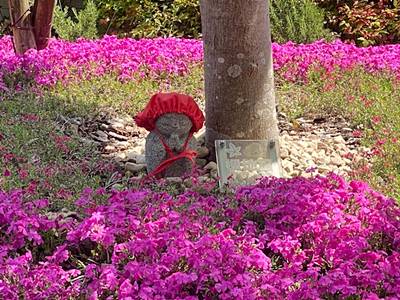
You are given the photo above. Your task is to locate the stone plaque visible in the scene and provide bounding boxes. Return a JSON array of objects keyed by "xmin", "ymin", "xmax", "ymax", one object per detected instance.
[{"xmin": 215, "ymin": 140, "xmax": 282, "ymax": 187}]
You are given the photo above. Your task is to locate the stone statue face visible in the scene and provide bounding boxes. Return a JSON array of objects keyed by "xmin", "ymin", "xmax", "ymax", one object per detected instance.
[{"xmin": 155, "ymin": 113, "xmax": 192, "ymax": 137}]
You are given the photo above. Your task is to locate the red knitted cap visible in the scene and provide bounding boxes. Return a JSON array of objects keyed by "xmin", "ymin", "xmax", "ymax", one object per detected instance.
[{"xmin": 135, "ymin": 93, "xmax": 205, "ymax": 133}]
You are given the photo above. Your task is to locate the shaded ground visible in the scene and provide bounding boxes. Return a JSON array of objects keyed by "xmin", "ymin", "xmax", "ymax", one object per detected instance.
[{"xmin": 1, "ymin": 66, "xmax": 399, "ymax": 206}]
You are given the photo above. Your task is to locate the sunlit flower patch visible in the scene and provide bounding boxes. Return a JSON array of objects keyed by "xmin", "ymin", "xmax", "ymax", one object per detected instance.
[{"xmin": 1, "ymin": 36, "xmax": 400, "ymax": 90}]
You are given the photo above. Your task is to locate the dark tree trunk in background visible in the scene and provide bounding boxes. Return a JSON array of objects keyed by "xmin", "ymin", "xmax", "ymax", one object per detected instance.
[
  {"xmin": 8, "ymin": 0, "xmax": 37, "ymax": 54},
  {"xmin": 8, "ymin": 0, "xmax": 55, "ymax": 54},
  {"xmin": 33, "ymin": 0, "xmax": 55, "ymax": 50},
  {"xmin": 200, "ymin": 0, "xmax": 280, "ymax": 158}
]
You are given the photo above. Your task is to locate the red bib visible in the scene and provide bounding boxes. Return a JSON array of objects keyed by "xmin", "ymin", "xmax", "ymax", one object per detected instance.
[{"xmin": 146, "ymin": 132, "xmax": 197, "ymax": 178}]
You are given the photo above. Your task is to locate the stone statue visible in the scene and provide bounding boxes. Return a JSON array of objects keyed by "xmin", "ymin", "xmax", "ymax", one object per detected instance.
[
  {"xmin": 135, "ymin": 93, "xmax": 205, "ymax": 178},
  {"xmin": 145, "ymin": 113, "xmax": 198, "ymax": 177}
]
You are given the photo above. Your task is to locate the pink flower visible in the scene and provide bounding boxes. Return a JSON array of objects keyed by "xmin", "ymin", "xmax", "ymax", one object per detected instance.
[
  {"xmin": 372, "ymin": 115, "xmax": 382, "ymax": 124},
  {"xmin": 18, "ymin": 169, "xmax": 29, "ymax": 180},
  {"xmin": 353, "ymin": 130, "xmax": 363, "ymax": 138}
]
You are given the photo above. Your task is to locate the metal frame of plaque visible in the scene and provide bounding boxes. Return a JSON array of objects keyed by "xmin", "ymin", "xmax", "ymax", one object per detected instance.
[{"xmin": 215, "ymin": 139, "xmax": 282, "ymax": 188}]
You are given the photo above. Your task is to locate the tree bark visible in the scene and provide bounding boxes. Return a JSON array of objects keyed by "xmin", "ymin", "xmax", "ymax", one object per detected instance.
[
  {"xmin": 8, "ymin": 0, "xmax": 37, "ymax": 54},
  {"xmin": 200, "ymin": 0, "xmax": 280, "ymax": 159},
  {"xmin": 32, "ymin": 0, "xmax": 55, "ymax": 50}
]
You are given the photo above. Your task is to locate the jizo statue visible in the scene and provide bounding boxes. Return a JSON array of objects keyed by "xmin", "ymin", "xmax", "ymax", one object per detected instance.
[{"xmin": 135, "ymin": 93, "xmax": 205, "ymax": 178}]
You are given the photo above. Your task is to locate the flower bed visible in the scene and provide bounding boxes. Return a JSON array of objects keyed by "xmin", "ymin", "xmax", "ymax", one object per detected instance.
[
  {"xmin": 0, "ymin": 36, "xmax": 203, "ymax": 89},
  {"xmin": 1, "ymin": 175, "xmax": 399, "ymax": 299},
  {"xmin": 1, "ymin": 36, "xmax": 400, "ymax": 299},
  {"xmin": 2, "ymin": 36, "xmax": 400, "ymax": 90}
]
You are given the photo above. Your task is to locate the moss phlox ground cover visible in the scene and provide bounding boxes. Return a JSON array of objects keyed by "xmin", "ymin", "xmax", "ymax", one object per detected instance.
[
  {"xmin": 2, "ymin": 36, "xmax": 400, "ymax": 89},
  {"xmin": 1, "ymin": 36, "xmax": 400, "ymax": 298},
  {"xmin": 0, "ymin": 36, "xmax": 203, "ymax": 88},
  {"xmin": 0, "ymin": 175, "xmax": 399, "ymax": 299}
]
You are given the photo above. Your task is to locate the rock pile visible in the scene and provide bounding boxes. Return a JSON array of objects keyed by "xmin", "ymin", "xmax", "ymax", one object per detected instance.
[
  {"xmin": 59, "ymin": 111, "xmax": 368, "ymax": 181},
  {"xmin": 278, "ymin": 113, "xmax": 366, "ymax": 178}
]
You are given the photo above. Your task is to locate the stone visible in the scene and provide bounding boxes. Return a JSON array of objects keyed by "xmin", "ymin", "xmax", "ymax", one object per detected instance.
[
  {"xmin": 317, "ymin": 141, "xmax": 329, "ymax": 150},
  {"xmin": 330, "ymin": 156, "xmax": 344, "ymax": 166},
  {"xmin": 305, "ymin": 159, "xmax": 315, "ymax": 167},
  {"xmin": 121, "ymin": 116, "xmax": 134, "ymax": 124},
  {"xmin": 108, "ymin": 117, "xmax": 126, "ymax": 125},
  {"xmin": 342, "ymin": 158, "xmax": 351, "ymax": 166},
  {"xmin": 290, "ymin": 169, "xmax": 302, "ymax": 177},
  {"xmin": 70, "ymin": 118, "xmax": 82, "ymax": 126},
  {"xmin": 210, "ymin": 169, "xmax": 218, "ymax": 179},
  {"xmin": 125, "ymin": 162, "xmax": 146, "ymax": 173},
  {"xmin": 114, "ymin": 152, "xmax": 127, "ymax": 161},
  {"xmin": 282, "ymin": 160, "xmax": 295, "ymax": 174},
  {"xmin": 333, "ymin": 135, "xmax": 346, "ymax": 144},
  {"xmin": 290, "ymin": 156, "xmax": 302, "ymax": 165},
  {"xmin": 315, "ymin": 155, "xmax": 330, "ymax": 165},
  {"xmin": 308, "ymin": 134, "xmax": 320, "ymax": 141},
  {"xmin": 278, "ymin": 111, "xmax": 288, "ymax": 119},
  {"xmin": 115, "ymin": 141, "xmax": 130, "ymax": 149},
  {"xmin": 104, "ymin": 145, "xmax": 116, "ymax": 152},
  {"xmin": 297, "ymin": 140, "xmax": 311, "ymax": 149},
  {"xmin": 109, "ymin": 122, "xmax": 124, "ymax": 131},
  {"xmin": 339, "ymin": 165, "xmax": 352, "ymax": 173},
  {"xmin": 100, "ymin": 123, "xmax": 109, "ymax": 130},
  {"xmin": 197, "ymin": 146, "xmax": 210, "ymax": 158},
  {"xmin": 137, "ymin": 127, "xmax": 148, "ymax": 136},
  {"xmin": 145, "ymin": 113, "xmax": 198, "ymax": 177},
  {"xmin": 136, "ymin": 139, "xmax": 146, "ymax": 147},
  {"xmin": 127, "ymin": 153, "xmax": 146, "ymax": 164},
  {"xmin": 302, "ymin": 152, "xmax": 313, "ymax": 161},
  {"xmin": 300, "ymin": 171, "xmax": 312, "ymax": 178},
  {"xmin": 280, "ymin": 147, "xmax": 289, "ymax": 159},
  {"xmin": 91, "ymin": 135, "xmax": 108, "ymax": 143},
  {"xmin": 318, "ymin": 165, "xmax": 331, "ymax": 173},
  {"xmin": 108, "ymin": 131, "xmax": 129, "ymax": 141},
  {"xmin": 204, "ymin": 161, "xmax": 217, "ymax": 171},
  {"xmin": 96, "ymin": 130, "xmax": 108, "ymax": 138},
  {"xmin": 125, "ymin": 126, "xmax": 136, "ymax": 133},
  {"xmin": 92, "ymin": 130, "xmax": 109, "ymax": 143}
]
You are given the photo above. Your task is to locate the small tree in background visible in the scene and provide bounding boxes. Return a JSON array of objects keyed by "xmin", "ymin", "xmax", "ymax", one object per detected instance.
[
  {"xmin": 8, "ymin": 0, "xmax": 55, "ymax": 54},
  {"xmin": 53, "ymin": 0, "xmax": 99, "ymax": 41},
  {"xmin": 269, "ymin": 0, "xmax": 333, "ymax": 44}
]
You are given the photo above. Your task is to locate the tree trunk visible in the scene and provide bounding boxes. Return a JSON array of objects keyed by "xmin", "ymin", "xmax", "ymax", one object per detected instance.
[
  {"xmin": 8, "ymin": 0, "xmax": 37, "ymax": 54},
  {"xmin": 32, "ymin": 0, "xmax": 55, "ymax": 50},
  {"xmin": 200, "ymin": 0, "xmax": 280, "ymax": 159}
]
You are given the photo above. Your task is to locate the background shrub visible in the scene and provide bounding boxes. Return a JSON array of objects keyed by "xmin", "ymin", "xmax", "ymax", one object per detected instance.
[
  {"xmin": 269, "ymin": 0, "xmax": 333, "ymax": 44},
  {"xmin": 0, "ymin": 18, "xmax": 11, "ymax": 36},
  {"xmin": 95, "ymin": 0, "xmax": 333, "ymax": 43},
  {"xmin": 53, "ymin": 0, "xmax": 99, "ymax": 41},
  {"xmin": 93, "ymin": 0, "xmax": 400, "ymax": 45},
  {"xmin": 2, "ymin": 0, "xmax": 400, "ymax": 46},
  {"xmin": 95, "ymin": 0, "xmax": 201, "ymax": 38},
  {"xmin": 315, "ymin": 0, "xmax": 400, "ymax": 45}
]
